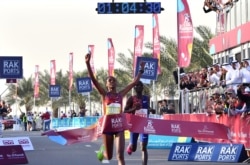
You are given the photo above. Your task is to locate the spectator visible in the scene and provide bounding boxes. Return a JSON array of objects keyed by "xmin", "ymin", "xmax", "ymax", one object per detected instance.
[
  {"xmin": 166, "ymin": 103, "xmax": 176, "ymax": 114},
  {"xmin": 21, "ymin": 113, "xmax": 27, "ymax": 131},
  {"xmin": 237, "ymin": 85, "xmax": 250, "ymax": 118},
  {"xmin": 27, "ymin": 112, "xmax": 33, "ymax": 131},
  {"xmin": 94, "ymin": 111, "xmax": 100, "ymax": 116},
  {"xmin": 203, "ymin": 0, "xmax": 224, "ymax": 14},
  {"xmin": 226, "ymin": 60, "xmax": 242, "ymax": 93},
  {"xmin": 208, "ymin": 68, "xmax": 220, "ymax": 86},
  {"xmin": 205, "ymin": 96, "xmax": 215, "ymax": 116},
  {"xmin": 159, "ymin": 100, "xmax": 168, "ymax": 115},
  {"xmin": 41, "ymin": 110, "xmax": 51, "ymax": 131},
  {"xmin": 71, "ymin": 110, "xmax": 77, "ymax": 118},
  {"xmin": 79, "ymin": 107, "xmax": 87, "ymax": 117},
  {"xmin": 0, "ymin": 100, "xmax": 10, "ymax": 120},
  {"xmin": 240, "ymin": 61, "xmax": 250, "ymax": 84},
  {"xmin": 60, "ymin": 113, "xmax": 67, "ymax": 119}
]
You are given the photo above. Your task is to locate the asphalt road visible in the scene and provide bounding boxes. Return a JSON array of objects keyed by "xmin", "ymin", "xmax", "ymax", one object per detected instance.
[{"xmin": 1, "ymin": 130, "xmax": 247, "ymax": 165}]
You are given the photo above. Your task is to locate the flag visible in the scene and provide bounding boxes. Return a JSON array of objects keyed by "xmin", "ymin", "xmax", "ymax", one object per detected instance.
[
  {"xmin": 152, "ymin": 14, "xmax": 161, "ymax": 74},
  {"xmin": 177, "ymin": 0, "xmax": 193, "ymax": 68},
  {"xmin": 108, "ymin": 38, "xmax": 115, "ymax": 77},
  {"xmin": 50, "ymin": 60, "xmax": 56, "ymax": 85},
  {"xmin": 88, "ymin": 45, "xmax": 95, "ymax": 75},
  {"xmin": 69, "ymin": 52, "xmax": 73, "ymax": 91},
  {"xmin": 34, "ymin": 65, "xmax": 39, "ymax": 98},
  {"xmin": 133, "ymin": 25, "xmax": 144, "ymax": 77}
]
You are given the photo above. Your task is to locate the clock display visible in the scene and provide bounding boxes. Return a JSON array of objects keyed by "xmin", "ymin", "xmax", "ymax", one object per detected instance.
[{"xmin": 96, "ymin": 2, "xmax": 164, "ymax": 14}]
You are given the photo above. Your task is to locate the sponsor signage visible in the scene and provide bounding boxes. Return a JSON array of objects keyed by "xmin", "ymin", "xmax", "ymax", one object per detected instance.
[
  {"xmin": 0, "ymin": 137, "xmax": 34, "ymax": 151},
  {"xmin": 49, "ymin": 85, "xmax": 61, "ymax": 98},
  {"xmin": 0, "ymin": 56, "xmax": 23, "ymax": 79},
  {"xmin": 168, "ymin": 143, "xmax": 248, "ymax": 163},
  {"xmin": 147, "ymin": 136, "xmax": 193, "ymax": 149},
  {"xmin": 76, "ymin": 77, "xmax": 92, "ymax": 93},
  {"xmin": 0, "ymin": 145, "xmax": 28, "ymax": 164},
  {"xmin": 135, "ymin": 57, "xmax": 158, "ymax": 80}
]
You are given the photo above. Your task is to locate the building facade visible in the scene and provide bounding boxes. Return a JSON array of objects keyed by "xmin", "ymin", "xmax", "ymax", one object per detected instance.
[{"xmin": 209, "ymin": 0, "xmax": 250, "ymax": 63}]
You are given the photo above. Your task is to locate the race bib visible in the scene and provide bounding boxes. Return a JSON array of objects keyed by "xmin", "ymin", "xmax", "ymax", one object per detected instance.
[
  {"xmin": 135, "ymin": 109, "xmax": 147, "ymax": 118},
  {"xmin": 106, "ymin": 103, "xmax": 121, "ymax": 115}
]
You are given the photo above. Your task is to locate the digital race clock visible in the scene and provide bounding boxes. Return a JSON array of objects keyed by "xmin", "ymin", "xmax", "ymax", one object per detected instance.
[{"xmin": 96, "ymin": 2, "xmax": 164, "ymax": 14}]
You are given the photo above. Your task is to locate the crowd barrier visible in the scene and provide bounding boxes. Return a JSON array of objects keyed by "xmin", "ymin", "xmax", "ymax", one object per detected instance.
[{"xmin": 51, "ymin": 116, "xmax": 100, "ymax": 129}]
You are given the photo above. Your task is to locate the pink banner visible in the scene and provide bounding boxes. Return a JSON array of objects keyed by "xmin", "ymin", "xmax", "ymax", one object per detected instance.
[
  {"xmin": 127, "ymin": 114, "xmax": 230, "ymax": 140},
  {"xmin": 177, "ymin": 0, "xmax": 193, "ymax": 68},
  {"xmin": 88, "ymin": 45, "xmax": 95, "ymax": 75},
  {"xmin": 42, "ymin": 125, "xmax": 98, "ymax": 145},
  {"xmin": 69, "ymin": 52, "xmax": 73, "ymax": 91},
  {"xmin": 50, "ymin": 60, "xmax": 56, "ymax": 85},
  {"xmin": 152, "ymin": 14, "xmax": 161, "ymax": 74},
  {"xmin": 34, "ymin": 65, "xmax": 39, "ymax": 98},
  {"xmin": 107, "ymin": 38, "xmax": 115, "ymax": 77},
  {"xmin": 133, "ymin": 25, "xmax": 144, "ymax": 77}
]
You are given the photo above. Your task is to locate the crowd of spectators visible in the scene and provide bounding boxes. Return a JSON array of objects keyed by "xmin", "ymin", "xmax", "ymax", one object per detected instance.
[{"xmin": 179, "ymin": 59, "xmax": 250, "ymax": 119}]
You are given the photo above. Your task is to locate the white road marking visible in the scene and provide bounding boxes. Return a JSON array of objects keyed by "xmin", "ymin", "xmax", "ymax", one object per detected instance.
[{"xmin": 85, "ymin": 144, "xmax": 91, "ymax": 147}]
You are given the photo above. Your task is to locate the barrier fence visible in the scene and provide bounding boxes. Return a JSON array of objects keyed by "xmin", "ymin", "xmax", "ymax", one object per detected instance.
[{"xmin": 51, "ymin": 116, "xmax": 100, "ymax": 129}]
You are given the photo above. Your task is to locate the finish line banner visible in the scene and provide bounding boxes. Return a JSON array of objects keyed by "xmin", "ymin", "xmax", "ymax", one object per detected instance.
[
  {"xmin": 168, "ymin": 143, "xmax": 248, "ymax": 163},
  {"xmin": 42, "ymin": 114, "xmax": 230, "ymax": 145},
  {"xmin": 126, "ymin": 114, "xmax": 230, "ymax": 140}
]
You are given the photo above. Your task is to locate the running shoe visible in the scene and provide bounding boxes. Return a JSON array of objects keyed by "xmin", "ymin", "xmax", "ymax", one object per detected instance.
[
  {"xmin": 96, "ymin": 145, "xmax": 104, "ymax": 161},
  {"xmin": 126, "ymin": 145, "xmax": 132, "ymax": 155}
]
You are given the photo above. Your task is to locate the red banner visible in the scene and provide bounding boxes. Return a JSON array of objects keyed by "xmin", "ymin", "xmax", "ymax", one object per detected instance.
[
  {"xmin": 0, "ymin": 145, "xmax": 28, "ymax": 164},
  {"xmin": 164, "ymin": 114, "xmax": 250, "ymax": 149},
  {"xmin": 177, "ymin": 0, "xmax": 193, "ymax": 68},
  {"xmin": 133, "ymin": 25, "xmax": 144, "ymax": 77},
  {"xmin": 43, "ymin": 114, "xmax": 230, "ymax": 146},
  {"xmin": 34, "ymin": 65, "xmax": 39, "ymax": 98},
  {"xmin": 50, "ymin": 60, "xmax": 56, "ymax": 85},
  {"xmin": 69, "ymin": 52, "xmax": 73, "ymax": 91},
  {"xmin": 107, "ymin": 38, "xmax": 115, "ymax": 77},
  {"xmin": 152, "ymin": 14, "xmax": 161, "ymax": 74},
  {"xmin": 88, "ymin": 45, "xmax": 95, "ymax": 75}
]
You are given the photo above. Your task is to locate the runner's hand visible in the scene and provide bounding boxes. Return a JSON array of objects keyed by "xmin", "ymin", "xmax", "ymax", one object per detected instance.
[{"xmin": 85, "ymin": 53, "xmax": 91, "ymax": 63}]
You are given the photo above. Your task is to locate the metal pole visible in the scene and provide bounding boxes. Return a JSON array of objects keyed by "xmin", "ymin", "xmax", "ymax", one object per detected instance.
[
  {"xmin": 152, "ymin": 81, "xmax": 156, "ymax": 111},
  {"xmin": 88, "ymin": 92, "xmax": 91, "ymax": 116},
  {"xmin": 69, "ymin": 90, "xmax": 71, "ymax": 111}
]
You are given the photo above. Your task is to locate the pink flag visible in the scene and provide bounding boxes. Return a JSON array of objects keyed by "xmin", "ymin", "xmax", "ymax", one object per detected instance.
[
  {"xmin": 108, "ymin": 38, "xmax": 115, "ymax": 77},
  {"xmin": 69, "ymin": 52, "xmax": 73, "ymax": 91},
  {"xmin": 152, "ymin": 14, "xmax": 161, "ymax": 74},
  {"xmin": 133, "ymin": 25, "xmax": 144, "ymax": 76},
  {"xmin": 177, "ymin": 0, "xmax": 193, "ymax": 68},
  {"xmin": 50, "ymin": 60, "xmax": 56, "ymax": 85},
  {"xmin": 34, "ymin": 65, "xmax": 39, "ymax": 98},
  {"xmin": 88, "ymin": 45, "xmax": 95, "ymax": 75}
]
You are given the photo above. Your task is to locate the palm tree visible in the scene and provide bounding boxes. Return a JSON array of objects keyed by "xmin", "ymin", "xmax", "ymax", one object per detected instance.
[{"xmin": 5, "ymin": 77, "xmax": 34, "ymax": 113}]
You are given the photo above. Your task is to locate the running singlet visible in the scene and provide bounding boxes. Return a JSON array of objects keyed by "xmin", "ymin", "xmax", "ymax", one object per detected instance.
[
  {"xmin": 132, "ymin": 95, "xmax": 149, "ymax": 118},
  {"xmin": 104, "ymin": 92, "xmax": 123, "ymax": 115}
]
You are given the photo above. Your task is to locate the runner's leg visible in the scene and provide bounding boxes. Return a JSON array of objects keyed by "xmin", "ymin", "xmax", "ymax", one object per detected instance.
[
  {"xmin": 102, "ymin": 134, "xmax": 114, "ymax": 160},
  {"xmin": 140, "ymin": 134, "xmax": 148, "ymax": 165},
  {"xmin": 115, "ymin": 131, "xmax": 125, "ymax": 165}
]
